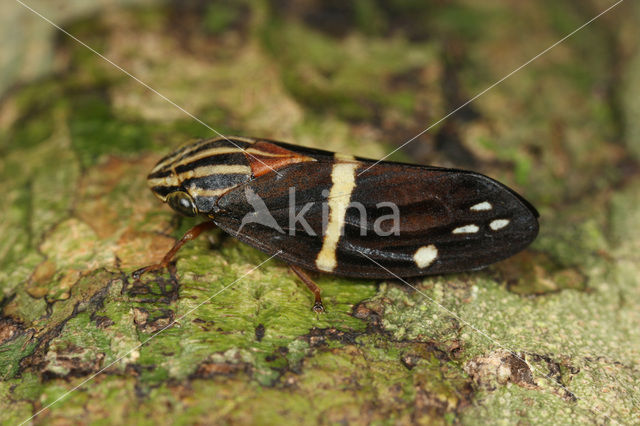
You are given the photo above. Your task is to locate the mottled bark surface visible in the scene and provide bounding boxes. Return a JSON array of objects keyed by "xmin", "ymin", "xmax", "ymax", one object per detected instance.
[{"xmin": 1, "ymin": 0, "xmax": 639, "ymax": 424}]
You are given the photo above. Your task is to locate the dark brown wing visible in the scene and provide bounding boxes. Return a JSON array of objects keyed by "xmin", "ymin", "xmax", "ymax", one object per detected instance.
[{"xmin": 212, "ymin": 158, "xmax": 538, "ymax": 279}]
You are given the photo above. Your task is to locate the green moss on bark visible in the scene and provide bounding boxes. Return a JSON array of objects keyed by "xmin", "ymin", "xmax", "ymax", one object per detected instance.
[{"xmin": 1, "ymin": 0, "xmax": 639, "ymax": 424}]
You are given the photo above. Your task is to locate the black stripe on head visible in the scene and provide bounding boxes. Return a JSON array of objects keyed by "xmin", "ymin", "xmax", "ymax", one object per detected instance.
[
  {"xmin": 216, "ymin": 138, "xmax": 253, "ymax": 149},
  {"xmin": 148, "ymin": 169, "xmax": 173, "ymax": 179},
  {"xmin": 183, "ymin": 173, "xmax": 250, "ymax": 192},
  {"xmin": 178, "ymin": 138, "xmax": 252, "ymax": 161},
  {"xmin": 151, "ymin": 138, "xmax": 252, "ymax": 173},
  {"xmin": 175, "ymin": 153, "xmax": 249, "ymax": 174}
]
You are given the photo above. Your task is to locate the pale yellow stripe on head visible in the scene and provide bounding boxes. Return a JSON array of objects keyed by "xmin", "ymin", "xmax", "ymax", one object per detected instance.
[
  {"xmin": 172, "ymin": 146, "xmax": 244, "ymax": 168},
  {"xmin": 147, "ymin": 175, "xmax": 179, "ymax": 188},
  {"xmin": 177, "ymin": 164, "xmax": 252, "ymax": 181},
  {"xmin": 244, "ymin": 147, "xmax": 293, "ymax": 157},
  {"xmin": 225, "ymin": 136, "xmax": 258, "ymax": 145},
  {"xmin": 315, "ymin": 158, "xmax": 359, "ymax": 272},
  {"xmin": 187, "ymin": 186, "xmax": 230, "ymax": 198}
]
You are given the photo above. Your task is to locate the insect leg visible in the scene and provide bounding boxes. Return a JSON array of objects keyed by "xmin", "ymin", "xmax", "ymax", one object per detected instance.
[
  {"xmin": 132, "ymin": 221, "xmax": 217, "ymax": 279},
  {"xmin": 289, "ymin": 264, "xmax": 324, "ymax": 313}
]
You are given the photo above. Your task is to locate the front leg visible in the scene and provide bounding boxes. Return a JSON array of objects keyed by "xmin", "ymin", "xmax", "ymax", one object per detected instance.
[{"xmin": 132, "ymin": 221, "xmax": 217, "ymax": 279}]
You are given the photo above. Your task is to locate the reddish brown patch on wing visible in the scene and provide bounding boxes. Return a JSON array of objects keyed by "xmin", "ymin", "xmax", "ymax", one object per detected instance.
[{"xmin": 244, "ymin": 141, "xmax": 316, "ymax": 177}]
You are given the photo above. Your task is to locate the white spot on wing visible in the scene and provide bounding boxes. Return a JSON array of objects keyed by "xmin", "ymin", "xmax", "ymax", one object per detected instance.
[
  {"xmin": 470, "ymin": 201, "xmax": 492, "ymax": 211},
  {"xmin": 452, "ymin": 224, "xmax": 480, "ymax": 234},
  {"xmin": 414, "ymin": 245, "xmax": 438, "ymax": 269},
  {"xmin": 489, "ymin": 219, "xmax": 510, "ymax": 231}
]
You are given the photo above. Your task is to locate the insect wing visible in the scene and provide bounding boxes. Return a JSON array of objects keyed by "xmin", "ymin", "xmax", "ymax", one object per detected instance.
[
  {"xmin": 213, "ymin": 159, "xmax": 539, "ymax": 278},
  {"xmin": 213, "ymin": 161, "xmax": 331, "ymax": 271}
]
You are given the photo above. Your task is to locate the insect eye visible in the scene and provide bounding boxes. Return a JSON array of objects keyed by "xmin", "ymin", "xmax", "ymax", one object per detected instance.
[{"xmin": 166, "ymin": 191, "xmax": 197, "ymax": 217}]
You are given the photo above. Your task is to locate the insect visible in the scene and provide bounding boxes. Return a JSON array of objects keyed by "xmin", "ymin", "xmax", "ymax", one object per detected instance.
[{"xmin": 133, "ymin": 136, "xmax": 539, "ymax": 311}]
